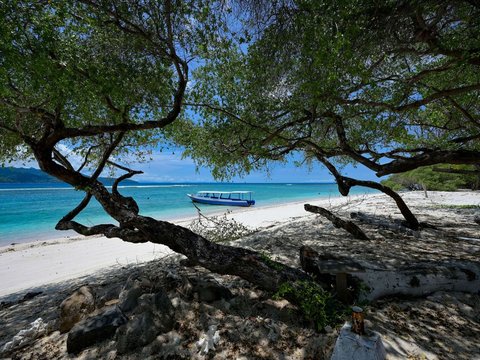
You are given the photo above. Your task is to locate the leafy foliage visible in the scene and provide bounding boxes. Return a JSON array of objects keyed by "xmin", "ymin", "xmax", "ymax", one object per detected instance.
[
  {"xmin": 274, "ymin": 280, "xmax": 346, "ymax": 331},
  {"xmin": 0, "ymin": 0, "xmax": 227, "ymax": 171},
  {"xmin": 172, "ymin": 0, "xmax": 480, "ymax": 182},
  {"xmin": 381, "ymin": 165, "xmax": 479, "ymax": 191}
]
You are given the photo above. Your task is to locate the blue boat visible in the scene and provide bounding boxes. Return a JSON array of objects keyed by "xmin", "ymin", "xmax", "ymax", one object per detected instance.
[{"xmin": 187, "ymin": 191, "xmax": 255, "ymax": 207}]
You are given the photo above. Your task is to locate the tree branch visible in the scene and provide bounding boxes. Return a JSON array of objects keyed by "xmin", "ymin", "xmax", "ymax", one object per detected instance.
[
  {"xmin": 304, "ymin": 204, "xmax": 369, "ymax": 240},
  {"xmin": 57, "ymin": 193, "xmax": 93, "ymax": 225}
]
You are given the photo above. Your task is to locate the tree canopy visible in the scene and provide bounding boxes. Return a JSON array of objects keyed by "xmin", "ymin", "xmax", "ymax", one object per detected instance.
[
  {"xmin": 0, "ymin": 0, "xmax": 479, "ymax": 310},
  {"xmin": 176, "ymin": 0, "xmax": 480, "ymax": 181},
  {"xmin": 381, "ymin": 165, "xmax": 480, "ymax": 191},
  {"xmin": 0, "ymin": 0, "xmax": 314, "ymax": 302},
  {"xmin": 0, "ymin": 0, "xmax": 226, "ymax": 171}
]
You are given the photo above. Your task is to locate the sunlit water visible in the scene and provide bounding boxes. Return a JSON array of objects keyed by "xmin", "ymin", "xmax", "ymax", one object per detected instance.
[{"xmin": 0, "ymin": 182, "xmax": 377, "ymax": 246}]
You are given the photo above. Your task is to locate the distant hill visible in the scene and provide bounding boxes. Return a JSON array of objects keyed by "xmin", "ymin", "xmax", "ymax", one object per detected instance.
[{"xmin": 0, "ymin": 167, "xmax": 138, "ymax": 185}]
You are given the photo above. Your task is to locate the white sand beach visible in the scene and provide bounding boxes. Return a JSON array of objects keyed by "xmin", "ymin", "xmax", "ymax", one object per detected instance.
[
  {"xmin": 0, "ymin": 192, "xmax": 368, "ymax": 297},
  {"xmin": 1, "ymin": 191, "xmax": 479, "ymax": 359},
  {"xmin": 0, "ymin": 191, "xmax": 478, "ymax": 298}
]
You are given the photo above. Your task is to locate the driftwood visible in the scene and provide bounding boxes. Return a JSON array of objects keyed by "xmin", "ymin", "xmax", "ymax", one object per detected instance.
[
  {"xmin": 474, "ymin": 216, "xmax": 480, "ymax": 226},
  {"xmin": 300, "ymin": 246, "xmax": 365, "ymax": 303},
  {"xmin": 300, "ymin": 246, "xmax": 480, "ymax": 301},
  {"xmin": 304, "ymin": 204, "xmax": 369, "ymax": 240},
  {"xmin": 350, "ymin": 211, "xmax": 420, "ymax": 237}
]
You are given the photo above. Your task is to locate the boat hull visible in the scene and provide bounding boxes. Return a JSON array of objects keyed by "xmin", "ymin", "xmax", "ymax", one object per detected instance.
[{"xmin": 187, "ymin": 194, "xmax": 254, "ymax": 207}]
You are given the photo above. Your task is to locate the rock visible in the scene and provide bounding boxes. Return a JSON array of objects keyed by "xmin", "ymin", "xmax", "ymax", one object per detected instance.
[
  {"xmin": 116, "ymin": 290, "xmax": 175, "ymax": 354},
  {"xmin": 105, "ymin": 299, "xmax": 120, "ymax": 306},
  {"xmin": 264, "ymin": 319, "xmax": 281, "ymax": 342},
  {"xmin": 59, "ymin": 286, "xmax": 95, "ymax": 333},
  {"xmin": 97, "ymin": 283, "xmax": 122, "ymax": 307},
  {"xmin": 458, "ymin": 303, "xmax": 475, "ymax": 318},
  {"xmin": 22, "ymin": 291, "xmax": 42, "ymax": 301},
  {"xmin": 153, "ymin": 331, "xmax": 190, "ymax": 358},
  {"xmin": 1, "ymin": 318, "xmax": 48, "ymax": 354},
  {"xmin": 191, "ymin": 279, "xmax": 233, "ymax": 302},
  {"xmin": 118, "ymin": 286, "xmax": 144, "ymax": 313},
  {"xmin": 151, "ymin": 290, "xmax": 175, "ymax": 330},
  {"xmin": 124, "ymin": 274, "xmax": 152, "ymax": 290},
  {"xmin": 0, "ymin": 301, "xmax": 13, "ymax": 310},
  {"xmin": 116, "ymin": 311, "xmax": 157, "ymax": 354},
  {"xmin": 330, "ymin": 322, "xmax": 386, "ymax": 360},
  {"xmin": 66, "ymin": 306, "xmax": 127, "ymax": 354},
  {"xmin": 118, "ymin": 276, "xmax": 152, "ymax": 313}
]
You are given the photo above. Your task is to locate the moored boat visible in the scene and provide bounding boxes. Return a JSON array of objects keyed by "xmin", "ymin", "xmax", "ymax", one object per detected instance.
[{"xmin": 187, "ymin": 191, "xmax": 255, "ymax": 207}]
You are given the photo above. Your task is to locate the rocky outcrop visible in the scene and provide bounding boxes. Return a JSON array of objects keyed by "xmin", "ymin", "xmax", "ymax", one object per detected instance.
[
  {"xmin": 65, "ymin": 274, "xmax": 177, "ymax": 355},
  {"xmin": 1, "ymin": 318, "xmax": 49, "ymax": 354},
  {"xmin": 59, "ymin": 286, "xmax": 95, "ymax": 333},
  {"xmin": 116, "ymin": 290, "xmax": 175, "ymax": 354},
  {"xmin": 66, "ymin": 306, "xmax": 127, "ymax": 354}
]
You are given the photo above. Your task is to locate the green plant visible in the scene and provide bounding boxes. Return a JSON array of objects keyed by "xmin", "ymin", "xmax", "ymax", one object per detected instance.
[
  {"xmin": 274, "ymin": 280, "xmax": 347, "ymax": 331},
  {"xmin": 355, "ymin": 281, "xmax": 371, "ymax": 300},
  {"xmin": 381, "ymin": 165, "xmax": 478, "ymax": 191},
  {"xmin": 259, "ymin": 252, "xmax": 285, "ymax": 271}
]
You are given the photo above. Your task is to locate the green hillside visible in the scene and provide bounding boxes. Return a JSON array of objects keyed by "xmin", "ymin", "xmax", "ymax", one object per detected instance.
[{"xmin": 0, "ymin": 167, "xmax": 138, "ymax": 185}]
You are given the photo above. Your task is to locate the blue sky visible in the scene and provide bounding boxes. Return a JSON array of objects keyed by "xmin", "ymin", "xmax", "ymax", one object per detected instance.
[
  {"xmin": 126, "ymin": 152, "xmax": 380, "ymax": 183},
  {"xmin": 9, "ymin": 149, "xmax": 381, "ymax": 183}
]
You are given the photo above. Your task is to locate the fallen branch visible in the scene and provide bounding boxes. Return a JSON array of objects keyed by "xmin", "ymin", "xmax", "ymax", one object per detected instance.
[
  {"xmin": 304, "ymin": 204, "xmax": 369, "ymax": 240},
  {"xmin": 300, "ymin": 246, "xmax": 480, "ymax": 301}
]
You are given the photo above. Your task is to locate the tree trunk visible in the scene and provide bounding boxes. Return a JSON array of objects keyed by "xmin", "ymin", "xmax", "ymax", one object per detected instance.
[
  {"xmin": 341, "ymin": 177, "xmax": 420, "ymax": 230},
  {"xmin": 422, "ymin": 183, "xmax": 428, "ymax": 198},
  {"xmin": 56, "ymin": 183, "xmax": 311, "ymax": 293},
  {"xmin": 314, "ymin": 155, "xmax": 420, "ymax": 230},
  {"xmin": 31, "ymin": 141, "xmax": 315, "ymax": 306},
  {"xmin": 304, "ymin": 204, "xmax": 369, "ymax": 240},
  {"xmin": 300, "ymin": 246, "xmax": 480, "ymax": 301}
]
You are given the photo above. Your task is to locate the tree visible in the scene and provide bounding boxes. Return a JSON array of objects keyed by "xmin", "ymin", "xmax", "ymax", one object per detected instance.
[
  {"xmin": 175, "ymin": 0, "xmax": 480, "ymax": 229},
  {"xmin": 0, "ymin": 0, "xmax": 310, "ymax": 294},
  {"xmin": 381, "ymin": 165, "xmax": 480, "ymax": 191}
]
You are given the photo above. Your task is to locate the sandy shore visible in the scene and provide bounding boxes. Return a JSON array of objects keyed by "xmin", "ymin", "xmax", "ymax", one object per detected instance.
[
  {"xmin": 0, "ymin": 193, "xmax": 358, "ymax": 297},
  {"xmin": 1, "ymin": 190, "xmax": 479, "ymax": 359},
  {"xmin": 0, "ymin": 191, "xmax": 478, "ymax": 298}
]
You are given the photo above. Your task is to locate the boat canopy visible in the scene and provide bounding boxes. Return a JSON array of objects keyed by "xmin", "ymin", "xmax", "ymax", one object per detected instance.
[
  {"xmin": 193, "ymin": 190, "xmax": 254, "ymax": 200},
  {"xmin": 188, "ymin": 190, "xmax": 255, "ymax": 206}
]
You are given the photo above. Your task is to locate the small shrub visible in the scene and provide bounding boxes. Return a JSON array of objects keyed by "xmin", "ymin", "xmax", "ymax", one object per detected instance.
[
  {"xmin": 274, "ymin": 280, "xmax": 347, "ymax": 331},
  {"xmin": 259, "ymin": 252, "xmax": 285, "ymax": 271},
  {"xmin": 188, "ymin": 210, "xmax": 257, "ymax": 243}
]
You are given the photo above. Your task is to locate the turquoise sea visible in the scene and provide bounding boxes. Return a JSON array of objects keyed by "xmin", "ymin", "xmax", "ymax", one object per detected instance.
[{"xmin": 0, "ymin": 183, "xmax": 377, "ymax": 246}]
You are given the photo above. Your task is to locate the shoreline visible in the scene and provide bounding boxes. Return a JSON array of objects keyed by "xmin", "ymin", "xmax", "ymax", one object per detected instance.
[
  {"xmin": 0, "ymin": 192, "xmax": 375, "ymax": 298},
  {"xmin": 0, "ymin": 183, "xmax": 375, "ymax": 246},
  {"xmin": 1, "ymin": 190, "xmax": 370, "ymax": 249},
  {"xmin": 1, "ymin": 190, "xmax": 478, "ymax": 298},
  {"xmin": 1, "ymin": 190, "xmax": 479, "ymax": 359}
]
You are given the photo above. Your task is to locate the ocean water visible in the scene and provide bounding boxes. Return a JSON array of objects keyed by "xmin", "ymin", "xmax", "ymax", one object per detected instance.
[{"xmin": 0, "ymin": 183, "xmax": 377, "ymax": 246}]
